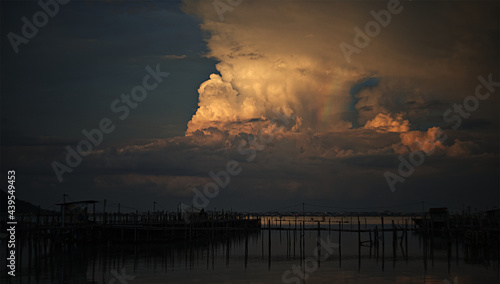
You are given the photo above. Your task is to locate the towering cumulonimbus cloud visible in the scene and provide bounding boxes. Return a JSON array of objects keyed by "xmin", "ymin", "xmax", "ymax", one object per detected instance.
[
  {"xmin": 181, "ymin": 0, "xmax": 496, "ymax": 158},
  {"xmin": 184, "ymin": 52, "xmax": 358, "ymax": 135},
  {"xmin": 182, "ymin": 1, "xmax": 377, "ymax": 135}
]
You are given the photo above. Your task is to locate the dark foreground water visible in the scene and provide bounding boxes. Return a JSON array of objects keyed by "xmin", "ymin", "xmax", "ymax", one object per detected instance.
[{"xmin": 1, "ymin": 221, "xmax": 499, "ymax": 283}]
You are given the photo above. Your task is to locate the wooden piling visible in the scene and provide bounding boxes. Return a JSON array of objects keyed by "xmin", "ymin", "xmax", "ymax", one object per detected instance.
[
  {"xmin": 381, "ymin": 216, "xmax": 385, "ymax": 271},
  {"xmin": 392, "ymin": 220, "xmax": 397, "ymax": 263},
  {"xmin": 245, "ymin": 228, "xmax": 248, "ymax": 269},
  {"xmin": 339, "ymin": 219, "xmax": 342, "ymax": 268},
  {"xmin": 358, "ymin": 216, "xmax": 361, "ymax": 270},
  {"xmin": 268, "ymin": 219, "xmax": 271, "ymax": 269},
  {"xmin": 317, "ymin": 221, "xmax": 321, "ymax": 267},
  {"xmin": 405, "ymin": 219, "xmax": 408, "ymax": 262}
]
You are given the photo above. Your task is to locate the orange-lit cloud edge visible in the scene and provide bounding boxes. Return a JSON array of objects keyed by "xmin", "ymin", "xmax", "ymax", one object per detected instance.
[{"xmin": 91, "ymin": 0, "xmax": 498, "ymax": 201}]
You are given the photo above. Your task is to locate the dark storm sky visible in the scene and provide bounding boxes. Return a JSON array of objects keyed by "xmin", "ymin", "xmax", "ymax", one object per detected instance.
[{"xmin": 1, "ymin": 0, "xmax": 499, "ymax": 213}]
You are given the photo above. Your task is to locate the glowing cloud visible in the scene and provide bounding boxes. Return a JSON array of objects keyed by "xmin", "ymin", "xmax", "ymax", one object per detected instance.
[
  {"xmin": 364, "ymin": 113, "xmax": 410, "ymax": 133},
  {"xmin": 180, "ymin": 0, "xmax": 495, "ymax": 160}
]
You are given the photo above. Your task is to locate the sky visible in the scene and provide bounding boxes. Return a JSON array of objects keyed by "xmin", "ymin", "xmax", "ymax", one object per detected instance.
[{"xmin": 1, "ymin": 0, "xmax": 499, "ymax": 213}]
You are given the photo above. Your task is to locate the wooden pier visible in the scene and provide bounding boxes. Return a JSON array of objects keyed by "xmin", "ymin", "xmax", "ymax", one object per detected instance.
[
  {"xmin": 2, "ymin": 208, "xmax": 498, "ymax": 283},
  {"xmin": 8, "ymin": 211, "xmax": 261, "ymax": 245}
]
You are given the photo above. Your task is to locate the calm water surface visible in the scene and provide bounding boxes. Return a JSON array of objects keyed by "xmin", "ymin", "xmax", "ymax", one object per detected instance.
[{"xmin": 2, "ymin": 217, "xmax": 498, "ymax": 283}]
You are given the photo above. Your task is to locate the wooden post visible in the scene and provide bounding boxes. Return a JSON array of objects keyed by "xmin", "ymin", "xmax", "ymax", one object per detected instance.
[
  {"xmin": 405, "ymin": 219, "xmax": 408, "ymax": 262},
  {"xmin": 301, "ymin": 203, "xmax": 305, "ymax": 267},
  {"xmin": 268, "ymin": 219, "xmax": 271, "ymax": 269},
  {"xmin": 226, "ymin": 233, "xmax": 230, "ymax": 267},
  {"xmin": 369, "ymin": 229, "xmax": 373, "ymax": 257},
  {"xmin": 286, "ymin": 225, "xmax": 290, "ymax": 258},
  {"xmin": 293, "ymin": 218, "xmax": 296, "ymax": 258},
  {"xmin": 339, "ymin": 219, "xmax": 342, "ymax": 268},
  {"xmin": 261, "ymin": 226, "xmax": 264, "ymax": 259},
  {"xmin": 317, "ymin": 221, "xmax": 321, "ymax": 267},
  {"xmin": 381, "ymin": 216, "xmax": 385, "ymax": 271},
  {"xmin": 358, "ymin": 216, "xmax": 361, "ymax": 244},
  {"xmin": 245, "ymin": 228, "xmax": 248, "ymax": 269},
  {"xmin": 392, "ymin": 220, "xmax": 397, "ymax": 260},
  {"xmin": 358, "ymin": 216, "xmax": 361, "ymax": 270}
]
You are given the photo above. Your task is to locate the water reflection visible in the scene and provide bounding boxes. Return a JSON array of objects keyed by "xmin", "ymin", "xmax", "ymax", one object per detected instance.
[{"xmin": 1, "ymin": 221, "xmax": 498, "ymax": 284}]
